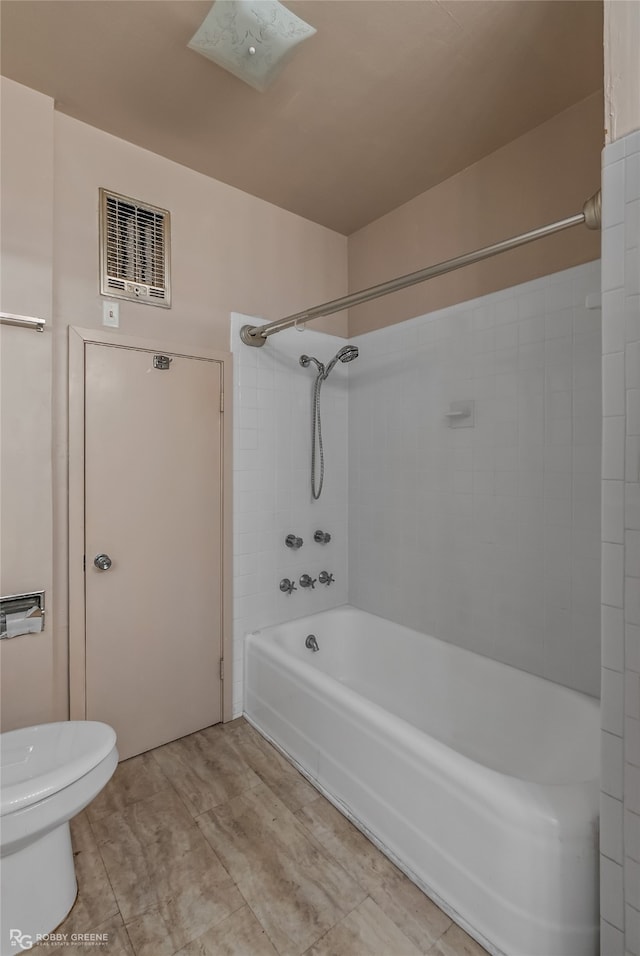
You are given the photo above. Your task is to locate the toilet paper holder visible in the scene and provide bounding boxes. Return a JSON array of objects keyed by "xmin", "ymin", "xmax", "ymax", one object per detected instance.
[{"xmin": 0, "ymin": 590, "xmax": 45, "ymax": 640}]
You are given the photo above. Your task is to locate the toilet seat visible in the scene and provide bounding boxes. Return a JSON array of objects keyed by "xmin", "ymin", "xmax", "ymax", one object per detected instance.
[{"xmin": 1, "ymin": 722, "xmax": 117, "ymax": 816}]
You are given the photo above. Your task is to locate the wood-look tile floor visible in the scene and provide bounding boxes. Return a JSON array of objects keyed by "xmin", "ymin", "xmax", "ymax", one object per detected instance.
[{"xmin": 33, "ymin": 719, "xmax": 489, "ymax": 956}]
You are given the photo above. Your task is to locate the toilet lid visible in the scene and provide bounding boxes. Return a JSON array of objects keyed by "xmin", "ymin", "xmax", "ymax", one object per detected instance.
[{"xmin": 0, "ymin": 721, "xmax": 117, "ymax": 815}]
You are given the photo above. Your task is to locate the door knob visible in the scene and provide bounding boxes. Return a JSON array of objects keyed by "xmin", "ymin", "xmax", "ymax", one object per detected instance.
[{"xmin": 94, "ymin": 553, "xmax": 112, "ymax": 571}]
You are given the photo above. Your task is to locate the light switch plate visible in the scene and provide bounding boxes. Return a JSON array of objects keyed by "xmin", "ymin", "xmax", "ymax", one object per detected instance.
[{"xmin": 102, "ymin": 300, "xmax": 119, "ymax": 328}]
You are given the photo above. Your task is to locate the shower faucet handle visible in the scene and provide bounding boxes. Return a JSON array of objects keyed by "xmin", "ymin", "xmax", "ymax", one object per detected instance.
[
  {"xmin": 299, "ymin": 574, "xmax": 316, "ymax": 590},
  {"xmin": 279, "ymin": 578, "xmax": 297, "ymax": 595},
  {"xmin": 313, "ymin": 530, "xmax": 331, "ymax": 544},
  {"xmin": 285, "ymin": 534, "xmax": 303, "ymax": 550},
  {"xmin": 318, "ymin": 571, "xmax": 334, "ymax": 586}
]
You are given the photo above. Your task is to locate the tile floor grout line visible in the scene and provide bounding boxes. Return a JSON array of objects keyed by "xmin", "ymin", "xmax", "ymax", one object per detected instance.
[
  {"xmin": 148, "ymin": 749, "xmax": 201, "ymax": 819},
  {"xmin": 150, "ymin": 729, "xmax": 270, "ymax": 818},
  {"xmin": 121, "ymin": 916, "xmax": 140, "ymax": 956},
  {"xmin": 193, "ymin": 779, "xmax": 370, "ymax": 956},
  {"xmin": 87, "ymin": 781, "xmax": 177, "ymax": 826},
  {"xmin": 184, "ymin": 776, "xmax": 265, "ymax": 820},
  {"xmin": 289, "ymin": 812, "xmax": 452, "ymax": 956},
  {"xmin": 43, "ymin": 719, "xmax": 487, "ymax": 956},
  {"xmin": 299, "ymin": 893, "xmax": 377, "ymax": 956},
  {"xmin": 230, "ymin": 890, "xmax": 284, "ymax": 956},
  {"xmin": 83, "ymin": 811, "xmax": 126, "ymax": 931}
]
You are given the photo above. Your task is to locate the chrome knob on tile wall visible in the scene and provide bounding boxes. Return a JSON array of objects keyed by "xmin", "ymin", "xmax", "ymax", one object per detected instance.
[
  {"xmin": 285, "ymin": 534, "xmax": 303, "ymax": 549},
  {"xmin": 94, "ymin": 554, "xmax": 112, "ymax": 571},
  {"xmin": 318, "ymin": 571, "xmax": 334, "ymax": 586},
  {"xmin": 299, "ymin": 574, "xmax": 316, "ymax": 589},
  {"xmin": 314, "ymin": 531, "xmax": 331, "ymax": 544}
]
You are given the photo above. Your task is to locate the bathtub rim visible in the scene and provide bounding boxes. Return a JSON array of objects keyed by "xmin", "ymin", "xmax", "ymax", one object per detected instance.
[
  {"xmin": 244, "ymin": 608, "xmax": 600, "ymax": 829},
  {"xmin": 248, "ymin": 601, "xmax": 600, "ymax": 711}
]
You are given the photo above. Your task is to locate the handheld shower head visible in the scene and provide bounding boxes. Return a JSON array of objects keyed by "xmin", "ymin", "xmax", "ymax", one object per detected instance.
[
  {"xmin": 323, "ymin": 345, "xmax": 359, "ymax": 378},
  {"xmin": 338, "ymin": 345, "xmax": 359, "ymax": 363}
]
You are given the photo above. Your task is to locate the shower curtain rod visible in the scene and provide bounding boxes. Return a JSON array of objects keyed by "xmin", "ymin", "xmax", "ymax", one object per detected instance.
[
  {"xmin": 0, "ymin": 311, "xmax": 46, "ymax": 332},
  {"xmin": 240, "ymin": 189, "xmax": 601, "ymax": 347}
]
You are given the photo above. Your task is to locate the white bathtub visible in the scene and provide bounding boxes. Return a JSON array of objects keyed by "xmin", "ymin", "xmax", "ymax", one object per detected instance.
[{"xmin": 244, "ymin": 605, "xmax": 600, "ymax": 956}]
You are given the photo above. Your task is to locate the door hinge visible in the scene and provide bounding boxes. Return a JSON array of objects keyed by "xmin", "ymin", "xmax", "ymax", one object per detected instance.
[
  {"xmin": 220, "ymin": 388, "xmax": 224, "ymax": 413},
  {"xmin": 219, "ymin": 658, "xmax": 224, "ymax": 681},
  {"xmin": 83, "ymin": 555, "xmax": 86, "ymax": 571}
]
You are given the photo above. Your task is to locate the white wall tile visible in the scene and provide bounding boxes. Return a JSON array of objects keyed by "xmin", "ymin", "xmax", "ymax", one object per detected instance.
[
  {"xmin": 602, "ymin": 136, "xmax": 640, "ymax": 951},
  {"xmin": 604, "ymin": 290, "xmax": 627, "ymax": 355},
  {"xmin": 629, "ymin": 389, "xmax": 640, "ymax": 436},
  {"xmin": 626, "ymin": 131, "xmax": 640, "ymax": 157},
  {"xmin": 348, "ymin": 261, "xmax": 600, "ymax": 694},
  {"xmin": 602, "ymin": 225, "xmax": 626, "ymax": 292},
  {"xmin": 627, "ymin": 578, "xmax": 640, "ymax": 627},
  {"xmin": 604, "ymin": 417, "xmax": 627, "ymax": 481},
  {"xmin": 627, "ymin": 531, "xmax": 640, "ymax": 579},
  {"xmin": 602, "ymin": 793, "xmax": 625, "ymax": 864},
  {"xmin": 626, "ymin": 199, "xmax": 640, "ymax": 251},
  {"xmin": 603, "ymin": 543, "xmax": 625, "ymax": 609},
  {"xmin": 603, "ymin": 159, "xmax": 627, "ymax": 229},
  {"xmin": 604, "ymin": 481, "xmax": 626, "ymax": 544},
  {"xmin": 602, "ymin": 855, "xmax": 625, "ymax": 929},
  {"xmin": 603, "ymin": 730, "xmax": 625, "ymax": 800},
  {"xmin": 231, "ymin": 313, "xmax": 349, "ymax": 716},
  {"xmin": 629, "ymin": 625, "xmax": 640, "ymax": 673},
  {"xmin": 627, "ymin": 484, "xmax": 640, "ymax": 532},
  {"xmin": 627, "ymin": 809, "xmax": 640, "ymax": 863},
  {"xmin": 626, "ymin": 903, "xmax": 640, "ymax": 956},
  {"xmin": 603, "ymin": 604, "xmax": 626, "ymax": 672},
  {"xmin": 626, "ymin": 858, "xmax": 640, "ymax": 909},
  {"xmin": 627, "ymin": 437, "xmax": 640, "ymax": 483},
  {"xmin": 626, "ymin": 717, "xmax": 640, "ymax": 767},
  {"xmin": 601, "ymin": 918, "xmax": 625, "ymax": 956},
  {"xmin": 604, "ymin": 352, "xmax": 628, "ymax": 417},
  {"xmin": 602, "ymin": 667, "xmax": 625, "ymax": 737},
  {"xmin": 626, "ymin": 151, "xmax": 640, "ymax": 203},
  {"xmin": 627, "ymin": 765, "xmax": 640, "ymax": 815},
  {"xmin": 627, "ymin": 671, "xmax": 640, "ymax": 720}
]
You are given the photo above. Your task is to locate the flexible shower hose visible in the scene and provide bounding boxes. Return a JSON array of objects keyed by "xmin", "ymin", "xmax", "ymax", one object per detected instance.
[{"xmin": 311, "ymin": 373, "xmax": 325, "ymax": 499}]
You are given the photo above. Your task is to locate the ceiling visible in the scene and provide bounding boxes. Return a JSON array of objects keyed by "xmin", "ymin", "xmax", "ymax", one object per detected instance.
[{"xmin": 0, "ymin": 1, "xmax": 603, "ymax": 235}]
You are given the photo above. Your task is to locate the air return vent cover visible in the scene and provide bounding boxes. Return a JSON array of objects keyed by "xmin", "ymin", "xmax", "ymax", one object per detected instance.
[{"xmin": 99, "ymin": 188, "xmax": 171, "ymax": 308}]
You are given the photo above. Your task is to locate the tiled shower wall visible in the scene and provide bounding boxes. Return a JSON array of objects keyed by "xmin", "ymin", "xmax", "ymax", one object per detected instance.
[
  {"xmin": 599, "ymin": 130, "xmax": 640, "ymax": 956},
  {"xmin": 230, "ymin": 314, "xmax": 349, "ymax": 716},
  {"xmin": 348, "ymin": 260, "xmax": 602, "ymax": 697}
]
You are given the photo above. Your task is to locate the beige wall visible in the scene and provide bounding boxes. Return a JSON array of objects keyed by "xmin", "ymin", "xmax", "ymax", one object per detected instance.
[
  {"xmin": 52, "ymin": 113, "xmax": 348, "ymax": 347},
  {"xmin": 0, "ymin": 72, "xmax": 609, "ymax": 731},
  {"xmin": 1, "ymin": 76, "xmax": 348, "ymax": 730},
  {"xmin": 605, "ymin": 0, "xmax": 640, "ymax": 142},
  {"xmin": 347, "ymin": 92, "xmax": 603, "ymax": 336},
  {"xmin": 0, "ymin": 80, "xmax": 55, "ymax": 730}
]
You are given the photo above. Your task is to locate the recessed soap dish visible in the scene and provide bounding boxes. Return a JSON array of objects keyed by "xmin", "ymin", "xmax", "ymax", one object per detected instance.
[{"xmin": 445, "ymin": 400, "xmax": 475, "ymax": 427}]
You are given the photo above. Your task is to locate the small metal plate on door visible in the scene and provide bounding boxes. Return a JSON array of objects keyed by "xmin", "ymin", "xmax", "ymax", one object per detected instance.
[{"xmin": 153, "ymin": 355, "xmax": 172, "ymax": 370}]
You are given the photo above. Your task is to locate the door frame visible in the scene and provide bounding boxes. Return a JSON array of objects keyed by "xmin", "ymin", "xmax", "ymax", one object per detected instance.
[{"xmin": 68, "ymin": 327, "xmax": 234, "ymax": 723}]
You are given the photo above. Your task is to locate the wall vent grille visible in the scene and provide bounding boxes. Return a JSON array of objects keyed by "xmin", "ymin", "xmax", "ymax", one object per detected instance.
[{"xmin": 99, "ymin": 188, "xmax": 171, "ymax": 308}]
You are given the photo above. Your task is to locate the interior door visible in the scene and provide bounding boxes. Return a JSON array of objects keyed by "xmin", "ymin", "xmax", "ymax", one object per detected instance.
[{"xmin": 84, "ymin": 343, "xmax": 223, "ymax": 760}]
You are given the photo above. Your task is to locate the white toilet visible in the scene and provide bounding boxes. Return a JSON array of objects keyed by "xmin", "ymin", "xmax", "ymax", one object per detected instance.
[{"xmin": 0, "ymin": 721, "xmax": 118, "ymax": 956}]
